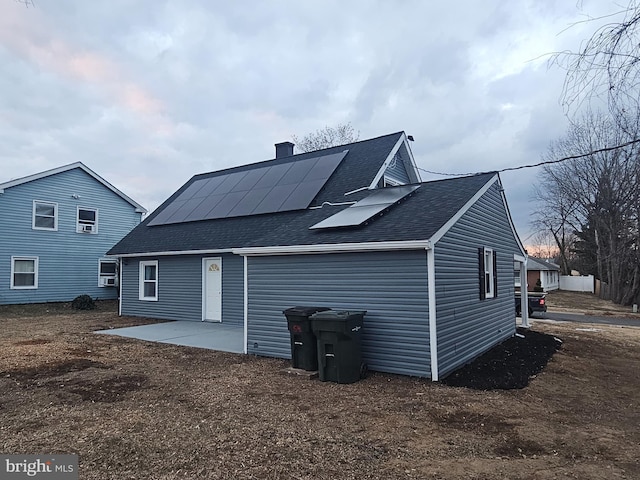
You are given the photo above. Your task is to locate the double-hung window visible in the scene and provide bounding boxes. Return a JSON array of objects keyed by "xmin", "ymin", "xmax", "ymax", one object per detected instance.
[
  {"xmin": 77, "ymin": 207, "xmax": 98, "ymax": 234},
  {"xmin": 11, "ymin": 256, "xmax": 38, "ymax": 289},
  {"xmin": 139, "ymin": 260, "xmax": 158, "ymax": 301},
  {"xmin": 479, "ymin": 247, "xmax": 497, "ymax": 300},
  {"xmin": 33, "ymin": 201, "xmax": 58, "ymax": 230}
]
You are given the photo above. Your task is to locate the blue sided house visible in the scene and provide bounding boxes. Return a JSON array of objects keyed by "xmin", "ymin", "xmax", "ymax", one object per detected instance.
[
  {"xmin": 0, "ymin": 162, "xmax": 146, "ymax": 305},
  {"xmin": 108, "ymin": 132, "xmax": 527, "ymax": 380}
]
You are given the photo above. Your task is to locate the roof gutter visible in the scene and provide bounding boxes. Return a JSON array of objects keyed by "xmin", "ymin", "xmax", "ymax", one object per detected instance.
[
  {"xmin": 233, "ymin": 240, "xmax": 432, "ymax": 256},
  {"xmin": 112, "ymin": 248, "xmax": 235, "ymax": 258}
]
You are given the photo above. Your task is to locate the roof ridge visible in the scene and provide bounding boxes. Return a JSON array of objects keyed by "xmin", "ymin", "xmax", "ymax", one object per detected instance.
[{"xmin": 190, "ymin": 132, "xmax": 405, "ymax": 180}]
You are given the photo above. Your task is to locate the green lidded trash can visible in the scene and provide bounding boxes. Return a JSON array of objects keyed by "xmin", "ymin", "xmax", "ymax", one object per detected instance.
[
  {"xmin": 310, "ymin": 310, "xmax": 366, "ymax": 384},
  {"xmin": 283, "ymin": 306, "xmax": 331, "ymax": 371}
]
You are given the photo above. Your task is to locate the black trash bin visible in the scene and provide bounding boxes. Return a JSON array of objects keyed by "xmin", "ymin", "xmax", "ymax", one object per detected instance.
[
  {"xmin": 310, "ymin": 310, "xmax": 366, "ymax": 384},
  {"xmin": 283, "ymin": 306, "xmax": 331, "ymax": 371}
]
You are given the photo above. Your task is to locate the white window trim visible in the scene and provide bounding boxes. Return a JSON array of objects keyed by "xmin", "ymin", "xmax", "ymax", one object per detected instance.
[
  {"xmin": 77, "ymin": 206, "xmax": 99, "ymax": 234},
  {"xmin": 32, "ymin": 200, "xmax": 58, "ymax": 231},
  {"xmin": 139, "ymin": 260, "xmax": 158, "ymax": 301},
  {"xmin": 11, "ymin": 256, "xmax": 39, "ymax": 289},
  {"xmin": 98, "ymin": 258, "xmax": 118, "ymax": 288},
  {"xmin": 484, "ymin": 247, "xmax": 495, "ymax": 299}
]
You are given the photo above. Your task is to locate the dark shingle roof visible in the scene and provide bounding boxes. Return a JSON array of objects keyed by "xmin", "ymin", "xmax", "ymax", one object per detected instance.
[
  {"xmin": 108, "ymin": 132, "xmax": 497, "ymax": 255},
  {"xmin": 109, "ymin": 132, "xmax": 404, "ymax": 254},
  {"xmin": 246, "ymin": 173, "xmax": 496, "ymax": 247}
]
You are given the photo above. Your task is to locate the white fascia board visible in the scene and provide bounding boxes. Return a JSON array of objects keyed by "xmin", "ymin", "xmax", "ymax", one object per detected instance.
[
  {"xmin": 233, "ymin": 240, "xmax": 431, "ymax": 256},
  {"xmin": 428, "ymin": 175, "xmax": 499, "ymax": 246},
  {"xmin": 367, "ymin": 134, "xmax": 406, "ymax": 189},
  {"xmin": 114, "ymin": 248, "xmax": 234, "ymax": 258},
  {"xmin": 0, "ymin": 162, "xmax": 147, "ymax": 213},
  {"xmin": 498, "ymin": 173, "xmax": 527, "ymax": 257},
  {"xmin": 401, "ymin": 137, "xmax": 422, "ymax": 183},
  {"xmin": 514, "ymin": 253, "xmax": 527, "ymax": 263},
  {"xmin": 0, "ymin": 162, "xmax": 84, "ymax": 190}
]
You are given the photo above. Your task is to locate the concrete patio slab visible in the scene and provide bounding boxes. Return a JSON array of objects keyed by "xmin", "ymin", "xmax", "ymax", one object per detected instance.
[{"xmin": 96, "ymin": 321, "xmax": 244, "ymax": 353}]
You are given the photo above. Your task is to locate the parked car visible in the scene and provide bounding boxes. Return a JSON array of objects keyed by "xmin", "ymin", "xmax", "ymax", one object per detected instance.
[{"xmin": 515, "ymin": 292, "xmax": 547, "ymax": 317}]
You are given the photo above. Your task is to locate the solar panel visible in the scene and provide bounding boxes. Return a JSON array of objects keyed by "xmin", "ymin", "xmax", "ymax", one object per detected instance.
[
  {"xmin": 148, "ymin": 149, "xmax": 348, "ymax": 226},
  {"xmin": 176, "ymin": 179, "xmax": 208, "ymax": 201},
  {"xmin": 193, "ymin": 176, "xmax": 227, "ymax": 198},
  {"xmin": 278, "ymin": 158, "xmax": 318, "ymax": 185},
  {"xmin": 309, "ymin": 184, "xmax": 420, "ymax": 230},
  {"xmin": 279, "ymin": 179, "xmax": 326, "ymax": 212},
  {"xmin": 253, "ymin": 162, "xmax": 292, "ymax": 189}
]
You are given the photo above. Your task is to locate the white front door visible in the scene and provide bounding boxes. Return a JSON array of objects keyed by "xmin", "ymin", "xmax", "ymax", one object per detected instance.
[{"xmin": 203, "ymin": 257, "xmax": 222, "ymax": 322}]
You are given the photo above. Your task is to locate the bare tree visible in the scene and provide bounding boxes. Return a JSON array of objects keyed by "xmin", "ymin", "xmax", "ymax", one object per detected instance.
[
  {"xmin": 554, "ymin": 2, "xmax": 640, "ymax": 124},
  {"xmin": 292, "ymin": 123, "xmax": 360, "ymax": 153},
  {"xmin": 534, "ymin": 111, "xmax": 640, "ymax": 304}
]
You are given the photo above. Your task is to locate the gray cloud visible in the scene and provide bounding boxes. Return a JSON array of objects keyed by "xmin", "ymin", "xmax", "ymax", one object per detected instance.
[{"xmin": 0, "ymin": 0, "xmax": 618, "ymax": 245}]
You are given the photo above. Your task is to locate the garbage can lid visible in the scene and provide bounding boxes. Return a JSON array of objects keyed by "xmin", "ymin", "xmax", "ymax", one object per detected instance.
[
  {"xmin": 282, "ymin": 306, "xmax": 332, "ymax": 316},
  {"xmin": 310, "ymin": 310, "xmax": 367, "ymax": 320}
]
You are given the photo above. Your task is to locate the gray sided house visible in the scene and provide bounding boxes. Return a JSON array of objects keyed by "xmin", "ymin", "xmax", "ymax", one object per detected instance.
[
  {"xmin": 109, "ymin": 132, "xmax": 526, "ymax": 380},
  {"xmin": 0, "ymin": 162, "xmax": 146, "ymax": 305}
]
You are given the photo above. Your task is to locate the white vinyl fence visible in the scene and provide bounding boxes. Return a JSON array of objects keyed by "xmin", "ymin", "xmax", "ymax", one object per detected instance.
[{"xmin": 559, "ymin": 275, "xmax": 594, "ymax": 293}]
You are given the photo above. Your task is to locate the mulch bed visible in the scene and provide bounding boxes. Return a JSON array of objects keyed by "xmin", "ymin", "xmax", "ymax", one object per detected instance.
[{"xmin": 440, "ymin": 327, "xmax": 562, "ymax": 390}]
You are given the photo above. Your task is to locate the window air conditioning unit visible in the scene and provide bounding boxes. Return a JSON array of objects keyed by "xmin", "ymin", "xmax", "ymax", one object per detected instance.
[
  {"xmin": 101, "ymin": 276, "xmax": 117, "ymax": 287},
  {"xmin": 82, "ymin": 224, "xmax": 95, "ymax": 233}
]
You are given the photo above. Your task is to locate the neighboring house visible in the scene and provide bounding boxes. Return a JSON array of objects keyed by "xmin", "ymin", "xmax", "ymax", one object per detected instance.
[
  {"xmin": 526, "ymin": 257, "xmax": 560, "ymax": 292},
  {"xmin": 0, "ymin": 162, "xmax": 146, "ymax": 305},
  {"xmin": 108, "ymin": 132, "xmax": 526, "ymax": 380}
]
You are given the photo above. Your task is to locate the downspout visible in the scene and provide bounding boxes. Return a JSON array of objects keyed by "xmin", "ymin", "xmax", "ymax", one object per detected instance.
[
  {"xmin": 243, "ymin": 255, "xmax": 248, "ymax": 354},
  {"xmin": 427, "ymin": 247, "xmax": 439, "ymax": 381}
]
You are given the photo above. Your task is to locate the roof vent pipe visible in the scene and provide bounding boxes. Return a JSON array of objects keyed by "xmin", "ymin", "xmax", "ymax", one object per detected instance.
[{"xmin": 275, "ymin": 142, "xmax": 294, "ymax": 158}]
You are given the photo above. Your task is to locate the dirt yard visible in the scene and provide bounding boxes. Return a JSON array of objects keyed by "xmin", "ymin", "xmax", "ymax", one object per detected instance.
[{"xmin": 1, "ymin": 302, "xmax": 639, "ymax": 479}]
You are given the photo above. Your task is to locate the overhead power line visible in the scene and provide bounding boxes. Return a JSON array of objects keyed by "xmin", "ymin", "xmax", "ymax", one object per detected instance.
[{"xmin": 417, "ymin": 138, "xmax": 640, "ymax": 177}]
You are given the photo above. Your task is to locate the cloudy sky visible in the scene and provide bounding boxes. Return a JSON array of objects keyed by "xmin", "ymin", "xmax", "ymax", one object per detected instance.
[{"xmin": 0, "ymin": 0, "xmax": 619, "ymax": 244}]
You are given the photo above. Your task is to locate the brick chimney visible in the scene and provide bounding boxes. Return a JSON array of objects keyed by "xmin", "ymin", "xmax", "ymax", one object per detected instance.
[{"xmin": 275, "ymin": 141, "xmax": 294, "ymax": 158}]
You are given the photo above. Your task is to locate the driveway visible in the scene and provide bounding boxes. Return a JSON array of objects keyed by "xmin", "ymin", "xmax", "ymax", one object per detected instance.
[{"xmin": 97, "ymin": 321, "xmax": 244, "ymax": 353}]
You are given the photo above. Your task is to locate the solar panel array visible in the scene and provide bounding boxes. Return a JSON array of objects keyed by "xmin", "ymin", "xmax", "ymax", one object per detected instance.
[
  {"xmin": 148, "ymin": 150, "xmax": 348, "ymax": 226},
  {"xmin": 309, "ymin": 184, "xmax": 420, "ymax": 230}
]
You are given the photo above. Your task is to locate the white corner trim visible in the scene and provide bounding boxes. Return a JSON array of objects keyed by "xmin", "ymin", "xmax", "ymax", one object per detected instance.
[
  {"xmin": 368, "ymin": 134, "xmax": 406, "ymax": 189},
  {"xmin": 428, "ymin": 175, "xmax": 499, "ymax": 246},
  {"xmin": 233, "ymin": 240, "xmax": 432, "ymax": 256},
  {"xmin": 427, "ymin": 248, "xmax": 439, "ymax": 381},
  {"xmin": 243, "ymin": 256, "xmax": 248, "ymax": 354}
]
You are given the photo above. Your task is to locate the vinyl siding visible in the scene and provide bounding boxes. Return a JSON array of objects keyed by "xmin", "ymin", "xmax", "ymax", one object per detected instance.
[
  {"xmin": 434, "ymin": 183, "xmax": 521, "ymax": 378},
  {"xmin": 246, "ymin": 251, "xmax": 431, "ymax": 377},
  {"xmin": 120, "ymin": 253, "xmax": 244, "ymax": 325},
  {"xmin": 0, "ymin": 168, "xmax": 141, "ymax": 304},
  {"xmin": 383, "ymin": 153, "xmax": 411, "ymax": 185}
]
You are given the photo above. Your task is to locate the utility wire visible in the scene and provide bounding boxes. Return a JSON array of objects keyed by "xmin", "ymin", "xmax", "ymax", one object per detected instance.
[{"xmin": 417, "ymin": 138, "xmax": 640, "ymax": 177}]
